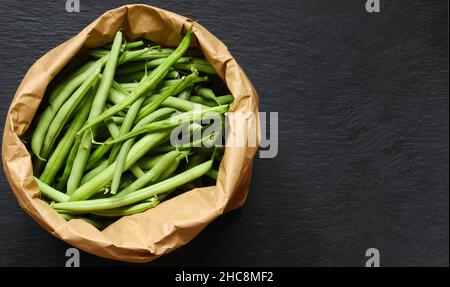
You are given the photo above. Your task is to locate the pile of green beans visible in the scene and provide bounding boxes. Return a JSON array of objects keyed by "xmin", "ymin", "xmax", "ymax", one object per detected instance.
[{"xmin": 28, "ymin": 27, "xmax": 233, "ymax": 230}]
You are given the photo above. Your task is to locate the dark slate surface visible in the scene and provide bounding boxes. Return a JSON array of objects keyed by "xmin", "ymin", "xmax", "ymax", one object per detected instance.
[{"xmin": 0, "ymin": 0, "xmax": 448, "ymax": 267}]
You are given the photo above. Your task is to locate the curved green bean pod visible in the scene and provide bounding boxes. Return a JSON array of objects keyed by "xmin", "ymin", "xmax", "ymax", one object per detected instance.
[
  {"xmin": 153, "ymin": 152, "xmax": 187, "ymax": 182},
  {"xmin": 133, "ymin": 48, "xmax": 174, "ymax": 61},
  {"xmin": 130, "ymin": 165, "xmax": 145, "ymax": 178},
  {"xmin": 112, "ymin": 116, "xmax": 124, "ymax": 124},
  {"xmin": 48, "ymin": 60, "xmax": 97, "ymax": 102},
  {"xmin": 194, "ymin": 87, "xmax": 221, "ymax": 106},
  {"xmin": 109, "ymin": 97, "xmax": 146, "ymax": 194},
  {"xmin": 80, "ymin": 160, "xmax": 109, "ymax": 185},
  {"xmin": 177, "ymin": 86, "xmax": 193, "ymax": 100},
  {"xmin": 35, "ymin": 177, "xmax": 69, "ymax": 203},
  {"xmin": 54, "ymin": 158, "xmax": 213, "ymax": 212},
  {"xmin": 189, "ymin": 94, "xmax": 234, "ymax": 107},
  {"xmin": 39, "ymin": 95, "xmax": 93, "ymax": 185},
  {"xmin": 55, "ymin": 140, "xmax": 80, "ymax": 191},
  {"xmin": 117, "ymin": 150, "xmax": 184, "ymax": 197},
  {"xmin": 85, "ymin": 143, "xmax": 112, "ymax": 171},
  {"xmin": 174, "ymin": 58, "xmax": 216, "ymax": 74},
  {"xmin": 41, "ymin": 69, "xmax": 100, "ymax": 158},
  {"xmin": 92, "ymin": 198, "xmax": 160, "ymax": 217},
  {"xmin": 67, "ymin": 31, "xmax": 122, "ymax": 194},
  {"xmin": 206, "ymin": 168, "xmax": 219, "ymax": 180},
  {"xmin": 160, "ymin": 96, "xmax": 209, "ymax": 112},
  {"xmin": 105, "ymin": 40, "xmax": 145, "ymax": 50},
  {"xmin": 116, "ymin": 57, "xmax": 190, "ymax": 76}
]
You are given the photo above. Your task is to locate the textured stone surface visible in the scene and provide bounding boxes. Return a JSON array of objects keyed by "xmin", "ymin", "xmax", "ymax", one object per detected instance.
[{"xmin": 0, "ymin": 0, "xmax": 448, "ymax": 266}]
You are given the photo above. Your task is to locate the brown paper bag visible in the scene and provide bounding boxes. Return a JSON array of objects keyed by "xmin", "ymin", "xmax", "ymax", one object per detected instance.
[{"xmin": 1, "ymin": 4, "xmax": 259, "ymax": 263}]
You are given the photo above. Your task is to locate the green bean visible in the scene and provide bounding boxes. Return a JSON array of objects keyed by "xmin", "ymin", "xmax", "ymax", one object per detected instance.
[
  {"xmin": 118, "ymin": 48, "xmax": 150, "ymax": 64},
  {"xmin": 137, "ymin": 93, "xmax": 209, "ymax": 123},
  {"xmin": 49, "ymin": 60, "xmax": 97, "ymax": 102},
  {"xmin": 138, "ymin": 154, "xmax": 166, "ymax": 169},
  {"xmin": 108, "ymin": 96, "xmax": 145, "ymax": 163},
  {"xmin": 189, "ymin": 94, "xmax": 234, "ymax": 107},
  {"xmin": 111, "ymin": 80, "xmax": 130, "ymax": 95},
  {"xmin": 56, "ymin": 140, "xmax": 80, "ymax": 191},
  {"xmin": 107, "ymin": 72, "xmax": 152, "ymax": 193},
  {"xmin": 160, "ymin": 96, "xmax": 209, "ymax": 112},
  {"xmin": 174, "ymin": 58, "xmax": 216, "ymax": 74},
  {"xmin": 88, "ymin": 31, "xmax": 123, "ymax": 126},
  {"xmin": 116, "ymin": 57, "xmax": 190, "ymax": 76},
  {"xmin": 112, "ymin": 116, "xmax": 124, "ymax": 124},
  {"xmin": 177, "ymin": 86, "xmax": 193, "ymax": 100},
  {"xmin": 105, "ymin": 40, "xmax": 145, "ymax": 50},
  {"xmin": 107, "ymin": 76, "xmax": 206, "ymax": 114},
  {"xmin": 80, "ymin": 160, "xmax": 109, "ymax": 185},
  {"xmin": 39, "ymin": 95, "xmax": 93, "ymax": 185},
  {"xmin": 69, "ymin": 130, "xmax": 171, "ymax": 201},
  {"xmin": 109, "ymin": 97, "xmax": 146, "ymax": 194},
  {"xmin": 124, "ymin": 40, "xmax": 145, "ymax": 50},
  {"xmin": 53, "ymin": 158, "xmax": 213, "ymax": 212},
  {"xmin": 85, "ymin": 143, "xmax": 112, "ymax": 171},
  {"xmin": 110, "ymin": 138, "xmax": 137, "ymax": 195},
  {"xmin": 35, "ymin": 177, "xmax": 69, "ymax": 203},
  {"xmin": 130, "ymin": 165, "xmax": 145, "ymax": 178},
  {"xmin": 40, "ymin": 69, "xmax": 100, "ymax": 158},
  {"xmin": 135, "ymin": 107, "xmax": 177, "ymax": 128},
  {"xmin": 115, "ymin": 72, "xmax": 146, "ymax": 83},
  {"xmin": 153, "ymin": 152, "xmax": 186, "ymax": 182},
  {"xmin": 91, "ymin": 48, "xmax": 149, "ymax": 64},
  {"xmin": 108, "ymin": 88, "xmax": 127, "ymax": 105},
  {"xmin": 31, "ymin": 55, "xmax": 108, "ymax": 160},
  {"xmin": 115, "ymin": 67, "xmax": 186, "ymax": 83},
  {"xmin": 136, "ymin": 72, "xmax": 198, "ymax": 124},
  {"xmin": 147, "ymin": 145, "xmax": 177, "ymax": 153},
  {"xmin": 118, "ymin": 82, "xmax": 139, "ymax": 90},
  {"xmin": 85, "ymin": 119, "xmax": 118, "ymax": 170},
  {"xmin": 174, "ymin": 127, "xmax": 222, "ymax": 149},
  {"xmin": 67, "ymin": 122, "xmax": 94, "ymax": 195},
  {"xmin": 182, "ymin": 152, "xmax": 208, "ymax": 172},
  {"xmin": 166, "ymin": 70, "xmax": 180, "ymax": 79},
  {"xmin": 59, "ymin": 213, "xmax": 107, "ymax": 229},
  {"xmin": 132, "ymin": 48, "xmax": 174, "ymax": 61},
  {"xmin": 107, "ymin": 105, "xmax": 229, "ymax": 145},
  {"xmin": 60, "ymin": 213, "xmax": 73, "ymax": 221},
  {"xmin": 206, "ymin": 168, "xmax": 218, "ymax": 180},
  {"xmin": 105, "ymin": 118, "xmax": 120, "ymax": 138},
  {"xmin": 68, "ymin": 31, "xmax": 122, "ymax": 193},
  {"xmin": 117, "ymin": 150, "xmax": 184, "ymax": 197},
  {"xmin": 76, "ymin": 27, "xmax": 192, "ymax": 136},
  {"xmin": 89, "ymin": 49, "xmax": 109, "ymax": 58},
  {"xmin": 32, "ymin": 156, "xmax": 45, "ymax": 176},
  {"xmin": 92, "ymin": 198, "xmax": 160, "ymax": 217},
  {"xmin": 194, "ymin": 87, "xmax": 221, "ymax": 106},
  {"xmin": 118, "ymin": 179, "xmax": 134, "ymax": 191},
  {"xmin": 118, "ymin": 78, "xmax": 195, "ymax": 94}
]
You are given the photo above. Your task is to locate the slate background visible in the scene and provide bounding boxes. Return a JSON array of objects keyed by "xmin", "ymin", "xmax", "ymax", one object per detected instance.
[{"xmin": 0, "ymin": 0, "xmax": 448, "ymax": 267}]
